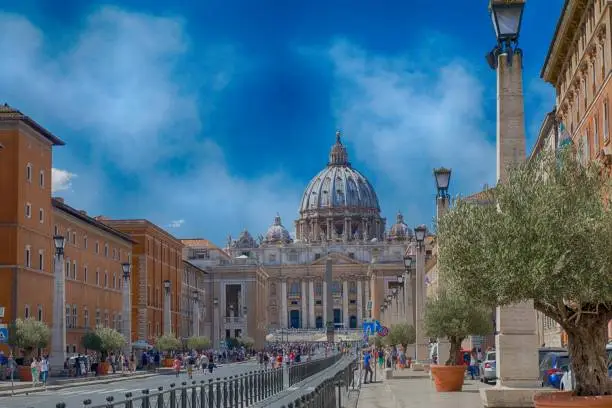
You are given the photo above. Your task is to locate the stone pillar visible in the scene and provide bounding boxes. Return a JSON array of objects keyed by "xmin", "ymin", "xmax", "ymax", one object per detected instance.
[
  {"xmin": 322, "ymin": 281, "xmax": 328, "ymax": 328},
  {"xmin": 50, "ymin": 250, "xmax": 66, "ymax": 372},
  {"xmin": 213, "ymin": 296, "xmax": 220, "ymax": 349},
  {"xmin": 325, "ymin": 259, "xmax": 334, "ymax": 342},
  {"xmin": 122, "ymin": 273, "xmax": 132, "ymax": 356},
  {"xmin": 308, "ymin": 280, "xmax": 315, "ymax": 328},
  {"xmin": 364, "ymin": 280, "xmax": 371, "ymax": 320},
  {"xmin": 281, "ymin": 280, "xmax": 288, "ymax": 328},
  {"xmin": 192, "ymin": 296, "xmax": 200, "ymax": 337},
  {"xmin": 357, "ymin": 280, "xmax": 363, "ymax": 327},
  {"xmin": 494, "ymin": 51, "xmax": 539, "ymax": 388},
  {"xmin": 163, "ymin": 284, "xmax": 172, "ymax": 335},
  {"xmin": 343, "ymin": 280, "xmax": 349, "ymax": 328},
  {"xmin": 301, "ymin": 280, "xmax": 307, "ymax": 328},
  {"xmin": 415, "ymin": 245, "xmax": 427, "ymax": 362}
]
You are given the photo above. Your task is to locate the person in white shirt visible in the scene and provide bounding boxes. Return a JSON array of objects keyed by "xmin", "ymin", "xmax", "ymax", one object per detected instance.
[{"xmin": 40, "ymin": 356, "xmax": 49, "ymax": 387}]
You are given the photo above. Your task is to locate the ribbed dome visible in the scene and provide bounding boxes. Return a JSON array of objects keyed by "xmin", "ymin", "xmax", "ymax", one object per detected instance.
[
  {"xmin": 388, "ymin": 212, "xmax": 412, "ymax": 241},
  {"xmin": 264, "ymin": 214, "xmax": 293, "ymax": 245},
  {"xmin": 299, "ymin": 131, "xmax": 380, "ymax": 213}
]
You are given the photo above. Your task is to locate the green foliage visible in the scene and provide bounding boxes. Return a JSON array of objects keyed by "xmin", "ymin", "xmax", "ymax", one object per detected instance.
[
  {"xmin": 423, "ymin": 290, "xmax": 491, "ymax": 364},
  {"xmin": 239, "ymin": 336, "xmax": 255, "ymax": 349},
  {"xmin": 8, "ymin": 318, "xmax": 50, "ymax": 359},
  {"xmin": 95, "ymin": 326, "xmax": 126, "ymax": 357},
  {"xmin": 81, "ymin": 331, "xmax": 102, "ymax": 352},
  {"xmin": 382, "ymin": 323, "xmax": 415, "ymax": 348},
  {"xmin": 155, "ymin": 334, "xmax": 181, "ymax": 352},
  {"xmin": 225, "ymin": 337, "xmax": 240, "ymax": 349},
  {"xmin": 186, "ymin": 336, "xmax": 211, "ymax": 351},
  {"xmin": 437, "ymin": 148, "xmax": 612, "ymax": 394},
  {"xmin": 367, "ymin": 335, "xmax": 383, "ymax": 348}
]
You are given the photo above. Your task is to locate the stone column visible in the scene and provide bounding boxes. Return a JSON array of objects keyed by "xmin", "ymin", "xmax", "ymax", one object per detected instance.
[
  {"xmin": 163, "ymin": 283, "xmax": 172, "ymax": 335},
  {"xmin": 325, "ymin": 259, "xmax": 334, "ymax": 342},
  {"xmin": 213, "ymin": 296, "xmax": 220, "ymax": 349},
  {"xmin": 342, "ymin": 281, "xmax": 349, "ymax": 328},
  {"xmin": 364, "ymin": 280, "xmax": 371, "ymax": 320},
  {"xmin": 308, "ymin": 280, "xmax": 315, "ymax": 328},
  {"xmin": 301, "ymin": 280, "xmax": 307, "ymax": 328},
  {"xmin": 50, "ymin": 249, "xmax": 66, "ymax": 372},
  {"xmin": 322, "ymin": 281, "xmax": 327, "ymax": 328},
  {"xmin": 494, "ymin": 51, "xmax": 539, "ymax": 388},
  {"xmin": 192, "ymin": 295, "xmax": 200, "ymax": 337},
  {"xmin": 415, "ymin": 245, "xmax": 427, "ymax": 362},
  {"xmin": 356, "ymin": 280, "xmax": 363, "ymax": 327},
  {"xmin": 281, "ymin": 280, "xmax": 288, "ymax": 328},
  {"xmin": 122, "ymin": 272, "xmax": 132, "ymax": 356}
]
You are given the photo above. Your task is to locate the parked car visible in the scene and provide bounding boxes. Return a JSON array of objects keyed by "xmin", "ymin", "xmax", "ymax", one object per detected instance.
[
  {"xmin": 539, "ymin": 351, "xmax": 570, "ymax": 388},
  {"xmin": 560, "ymin": 344, "xmax": 612, "ymax": 391},
  {"xmin": 479, "ymin": 350, "xmax": 496, "ymax": 384}
]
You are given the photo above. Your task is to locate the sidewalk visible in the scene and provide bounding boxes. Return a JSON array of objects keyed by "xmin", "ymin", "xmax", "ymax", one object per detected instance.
[{"xmin": 357, "ymin": 366, "xmax": 486, "ymax": 408}]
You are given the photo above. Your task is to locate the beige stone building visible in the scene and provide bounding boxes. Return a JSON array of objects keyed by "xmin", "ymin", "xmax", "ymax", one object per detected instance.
[{"xmin": 184, "ymin": 132, "xmax": 415, "ymax": 348}]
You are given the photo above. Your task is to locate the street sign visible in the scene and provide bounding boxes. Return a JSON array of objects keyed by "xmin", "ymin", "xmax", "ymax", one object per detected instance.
[
  {"xmin": 0, "ymin": 324, "xmax": 8, "ymax": 343},
  {"xmin": 377, "ymin": 326, "xmax": 389, "ymax": 337},
  {"xmin": 366, "ymin": 301, "xmax": 372, "ymax": 311}
]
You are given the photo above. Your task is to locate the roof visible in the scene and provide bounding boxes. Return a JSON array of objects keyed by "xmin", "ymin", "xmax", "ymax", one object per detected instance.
[
  {"xmin": 0, "ymin": 104, "xmax": 65, "ymax": 146},
  {"xmin": 181, "ymin": 238, "xmax": 221, "ymax": 250},
  {"xmin": 99, "ymin": 218, "xmax": 183, "ymax": 246},
  {"xmin": 463, "ymin": 187, "xmax": 496, "ymax": 205},
  {"xmin": 540, "ymin": 0, "xmax": 586, "ymax": 84},
  {"xmin": 182, "ymin": 259, "xmax": 208, "ymax": 274},
  {"xmin": 52, "ymin": 198, "xmax": 136, "ymax": 244}
]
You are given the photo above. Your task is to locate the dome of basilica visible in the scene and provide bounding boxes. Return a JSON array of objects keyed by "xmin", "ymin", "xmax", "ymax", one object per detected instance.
[
  {"xmin": 388, "ymin": 212, "xmax": 412, "ymax": 241},
  {"xmin": 299, "ymin": 131, "xmax": 380, "ymax": 214},
  {"xmin": 264, "ymin": 214, "xmax": 293, "ymax": 245}
]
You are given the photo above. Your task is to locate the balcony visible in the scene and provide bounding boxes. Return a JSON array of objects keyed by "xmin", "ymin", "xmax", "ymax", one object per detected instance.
[{"xmin": 224, "ymin": 316, "xmax": 245, "ymax": 324}]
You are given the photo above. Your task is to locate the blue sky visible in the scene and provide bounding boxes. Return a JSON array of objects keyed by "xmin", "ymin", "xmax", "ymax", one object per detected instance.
[{"xmin": 1, "ymin": 0, "xmax": 562, "ymax": 245}]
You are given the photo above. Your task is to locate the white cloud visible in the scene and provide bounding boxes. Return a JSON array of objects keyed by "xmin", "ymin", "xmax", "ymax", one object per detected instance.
[
  {"xmin": 0, "ymin": 8, "xmax": 301, "ymax": 244},
  {"xmin": 168, "ymin": 219, "xmax": 185, "ymax": 228},
  {"xmin": 327, "ymin": 40, "xmax": 497, "ymax": 224},
  {"xmin": 51, "ymin": 168, "xmax": 77, "ymax": 193}
]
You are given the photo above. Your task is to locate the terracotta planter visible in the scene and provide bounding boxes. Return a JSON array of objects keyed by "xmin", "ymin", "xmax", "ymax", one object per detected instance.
[
  {"xmin": 97, "ymin": 362, "xmax": 109, "ymax": 375},
  {"xmin": 534, "ymin": 391, "xmax": 612, "ymax": 408},
  {"xmin": 18, "ymin": 365, "xmax": 32, "ymax": 382},
  {"xmin": 163, "ymin": 358, "xmax": 174, "ymax": 368},
  {"xmin": 430, "ymin": 365, "xmax": 466, "ymax": 392}
]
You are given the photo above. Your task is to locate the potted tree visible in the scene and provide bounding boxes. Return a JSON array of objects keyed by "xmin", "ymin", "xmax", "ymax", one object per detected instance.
[
  {"xmin": 95, "ymin": 327, "xmax": 126, "ymax": 375},
  {"xmin": 239, "ymin": 336, "xmax": 255, "ymax": 350},
  {"xmin": 186, "ymin": 336, "xmax": 211, "ymax": 352},
  {"xmin": 423, "ymin": 290, "xmax": 491, "ymax": 392},
  {"xmin": 155, "ymin": 334, "xmax": 181, "ymax": 367},
  {"xmin": 8, "ymin": 318, "xmax": 50, "ymax": 381},
  {"xmin": 437, "ymin": 149, "xmax": 612, "ymax": 406}
]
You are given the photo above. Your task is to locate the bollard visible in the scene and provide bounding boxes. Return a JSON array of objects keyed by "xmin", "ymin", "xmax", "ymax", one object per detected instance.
[
  {"xmin": 57, "ymin": 404, "xmax": 67, "ymax": 408},
  {"xmin": 234, "ymin": 374, "xmax": 239, "ymax": 407},
  {"xmin": 192, "ymin": 381, "xmax": 198, "ymax": 408},
  {"xmin": 181, "ymin": 381, "xmax": 188, "ymax": 408},
  {"xmin": 170, "ymin": 383, "xmax": 177, "ymax": 408},
  {"xmin": 336, "ymin": 381, "xmax": 342, "ymax": 408},
  {"xmin": 82, "ymin": 399, "xmax": 92, "ymax": 408},
  {"xmin": 142, "ymin": 389, "xmax": 151, "ymax": 408},
  {"xmin": 125, "ymin": 392, "xmax": 134, "ymax": 408},
  {"xmin": 157, "ymin": 387, "xmax": 164, "ymax": 408},
  {"xmin": 228, "ymin": 376, "xmax": 234, "ymax": 407},
  {"xmin": 215, "ymin": 378, "xmax": 222, "ymax": 408},
  {"xmin": 209, "ymin": 378, "xmax": 215, "ymax": 408},
  {"xmin": 223, "ymin": 377, "xmax": 228, "ymax": 408}
]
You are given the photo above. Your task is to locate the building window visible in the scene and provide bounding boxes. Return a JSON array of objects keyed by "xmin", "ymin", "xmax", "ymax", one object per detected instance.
[
  {"xmin": 594, "ymin": 115, "xmax": 600, "ymax": 153},
  {"xmin": 37, "ymin": 305, "xmax": 43, "ymax": 321},
  {"xmin": 314, "ymin": 253, "xmax": 321, "ymax": 260},
  {"xmin": 95, "ymin": 242, "xmax": 99, "ymax": 254},
  {"xmin": 38, "ymin": 208, "xmax": 44, "ymax": 223},
  {"xmin": 104, "ymin": 244, "xmax": 109, "ymax": 257},
  {"xmin": 113, "ymin": 273, "xmax": 116, "ymax": 289},
  {"xmin": 39, "ymin": 170, "xmax": 44, "ymax": 188},
  {"xmin": 65, "ymin": 260, "xmax": 70, "ymax": 277},
  {"xmin": 72, "ymin": 232, "xmax": 76, "ymax": 245},
  {"xmin": 24, "ymin": 305, "xmax": 30, "ymax": 318},
  {"xmin": 54, "ymin": 225, "xmax": 58, "ymax": 235},
  {"xmin": 25, "ymin": 203, "xmax": 31, "ymax": 219},
  {"xmin": 104, "ymin": 271, "xmax": 108, "ymax": 288},
  {"xmin": 72, "ymin": 261, "xmax": 77, "ymax": 280},
  {"xmin": 72, "ymin": 305, "xmax": 77, "ymax": 328},
  {"xmin": 66, "ymin": 305, "xmax": 71, "ymax": 328},
  {"xmin": 592, "ymin": 62, "xmax": 597, "ymax": 94},
  {"xmin": 268, "ymin": 254, "xmax": 276, "ymax": 263},
  {"xmin": 84, "ymin": 236, "xmax": 88, "ymax": 249},
  {"xmin": 96, "ymin": 269, "xmax": 100, "ymax": 286},
  {"xmin": 26, "ymin": 163, "xmax": 32, "ymax": 182},
  {"xmin": 605, "ymin": 100, "xmax": 610, "ymax": 143},
  {"xmin": 25, "ymin": 246, "xmax": 31, "ymax": 267},
  {"xmin": 84, "ymin": 266, "xmax": 88, "ymax": 283},
  {"xmin": 104, "ymin": 311, "xmax": 109, "ymax": 328},
  {"xmin": 95, "ymin": 309, "xmax": 101, "ymax": 327},
  {"xmin": 38, "ymin": 250, "xmax": 44, "ymax": 271},
  {"xmin": 84, "ymin": 309, "xmax": 89, "ymax": 328}
]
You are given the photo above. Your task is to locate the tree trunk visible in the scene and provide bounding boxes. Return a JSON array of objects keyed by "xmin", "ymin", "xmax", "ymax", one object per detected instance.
[
  {"xmin": 566, "ymin": 313, "xmax": 611, "ymax": 396},
  {"xmin": 446, "ymin": 336, "xmax": 463, "ymax": 366}
]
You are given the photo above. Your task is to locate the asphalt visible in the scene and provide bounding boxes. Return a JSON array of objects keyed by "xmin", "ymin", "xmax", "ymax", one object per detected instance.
[{"xmin": 0, "ymin": 361, "xmax": 262, "ymax": 408}]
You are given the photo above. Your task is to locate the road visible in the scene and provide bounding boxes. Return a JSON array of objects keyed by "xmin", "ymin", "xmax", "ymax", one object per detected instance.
[
  {"xmin": 0, "ymin": 349, "xmax": 330, "ymax": 408},
  {"xmin": 0, "ymin": 361, "xmax": 262, "ymax": 408}
]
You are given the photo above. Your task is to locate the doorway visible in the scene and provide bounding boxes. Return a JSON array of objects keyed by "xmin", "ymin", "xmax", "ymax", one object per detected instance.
[{"xmin": 290, "ymin": 310, "xmax": 300, "ymax": 328}]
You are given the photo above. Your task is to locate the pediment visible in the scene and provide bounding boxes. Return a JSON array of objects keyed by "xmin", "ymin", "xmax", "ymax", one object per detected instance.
[{"xmin": 310, "ymin": 252, "xmax": 362, "ymax": 266}]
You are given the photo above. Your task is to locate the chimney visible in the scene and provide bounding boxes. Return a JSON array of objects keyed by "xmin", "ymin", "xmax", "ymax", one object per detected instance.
[{"xmin": 54, "ymin": 197, "xmax": 64, "ymax": 204}]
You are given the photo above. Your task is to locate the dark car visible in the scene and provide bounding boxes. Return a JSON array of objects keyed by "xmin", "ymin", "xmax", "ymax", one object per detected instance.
[{"xmin": 539, "ymin": 351, "xmax": 570, "ymax": 389}]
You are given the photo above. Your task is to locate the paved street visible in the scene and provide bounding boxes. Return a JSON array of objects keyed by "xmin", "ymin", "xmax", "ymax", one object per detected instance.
[{"xmin": 0, "ymin": 361, "xmax": 261, "ymax": 408}]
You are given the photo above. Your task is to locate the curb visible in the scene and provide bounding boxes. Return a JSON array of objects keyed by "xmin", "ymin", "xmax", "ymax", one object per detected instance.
[{"xmin": 0, "ymin": 373, "xmax": 157, "ymax": 397}]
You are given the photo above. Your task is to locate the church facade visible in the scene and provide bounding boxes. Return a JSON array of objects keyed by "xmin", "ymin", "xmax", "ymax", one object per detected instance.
[{"xmin": 184, "ymin": 132, "xmax": 420, "ymax": 348}]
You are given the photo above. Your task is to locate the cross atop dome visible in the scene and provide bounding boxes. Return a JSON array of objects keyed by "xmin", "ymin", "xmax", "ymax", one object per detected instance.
[{"xmin": 336, "ymin": 130, "xmax": 342, "ymax": 144}]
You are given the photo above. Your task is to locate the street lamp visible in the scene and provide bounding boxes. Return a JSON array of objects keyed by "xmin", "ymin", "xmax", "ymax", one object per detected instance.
[
  {"xmin": 50, "ymin": 234, "xmax": 67, "ymax": 372},
  {"xmin": 414, "ymin": 225, "xmax": 427, "ymax": 250},
  {"xmin": 433, "ymin": 167, "xmax": 452, "ymax": 199},
  {"xmin": 486, "ymin": 0, "xmax": 525, "ymax": 68},
  {"xmin": 163, "ymin": 280, "xmax": 171, "ymax": 291},
  {"xmin": 53, "ymin": 235, "xmax": 65, "ymax": 256},
  {"xmin": 121, "ymin": 262, "xmax": 131, "ymax": 280}
]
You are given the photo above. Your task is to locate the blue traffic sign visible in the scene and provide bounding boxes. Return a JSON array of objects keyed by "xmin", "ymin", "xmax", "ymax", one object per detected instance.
[{"xmin": 0, "ymin": 325, "xmax": 8, "ymax": 343}]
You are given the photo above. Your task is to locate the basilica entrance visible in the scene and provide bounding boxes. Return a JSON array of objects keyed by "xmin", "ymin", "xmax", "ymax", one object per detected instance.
[
  {"xmin": 333, "ymin": 309, "xmax": 342, "ymax": 328},
  {"xmin": 290, "ymin": 310, "xmax": 300, "ymax": 328},
  {"xmin": 315, "ymin": 316, "xmax": 323, "ymax": 328},
  {"xmin": 349, "ymin": 316, "xmax": 357, "ymax": 329}
]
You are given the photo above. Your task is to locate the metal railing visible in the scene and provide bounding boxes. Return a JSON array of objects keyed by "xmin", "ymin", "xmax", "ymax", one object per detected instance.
[
  {"xmin": 280, "ymin": 358, "xmax": 358, "ymax": 408},
  {"xmin": 54, "ymin": 367, "xmax": 285, "ymax": 408},
  {"xmin": 288, "ymin": 354, "xmax": 343, "ymax": 386}
]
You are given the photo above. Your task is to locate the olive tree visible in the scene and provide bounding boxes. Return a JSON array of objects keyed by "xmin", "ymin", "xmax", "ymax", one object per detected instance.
[
  {"xmin": 383, "ymin": 323, "xmax": 416, "ymax": 349},
  {"xmin": 437, "ymin": 148, "xmax": 612, "ymax": 396},
  {"xmin": 155, "ymin": 334, "xmax": 181, "ymax": 353},
  {"xmin": 9, "ymin": 318, "xmax": 50, "ymax": 362},
  {"xmin": 95, "ymin": 327, "xmax": 126, "ymax": 359},
  {"xmin": 186, "ymin": 336, "xmax": 211, "ymax": 351},
  {"xmin": 423, "ymin": 290, "xmax": 491, "ymax": 365}
]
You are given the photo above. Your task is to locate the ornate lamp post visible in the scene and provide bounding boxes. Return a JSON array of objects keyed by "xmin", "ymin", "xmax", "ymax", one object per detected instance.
[
  {"xmin": 414, "ymin": 224, "xmax": 427, "ymax": 365},
  {"xmin": 192, "ymin": 290, "xmax": 200, "ymax": 337},
  {"xmin": 212, "ymin": 298, "xmax": 219, "ymax": 348},
  {"xmin": 163, "ymin": 280, "xmax": 171, "ymax": 335},
  {"xmin": 485, "ymin": 0, "xmax": 539, "ymax": 391},
  {"xmin": 121, "ymin": 262, "xmax": 132, "ymax": 355},
  {"xmin": 50, "ymin": 235, "xmax": 66, "ymax": 372}
]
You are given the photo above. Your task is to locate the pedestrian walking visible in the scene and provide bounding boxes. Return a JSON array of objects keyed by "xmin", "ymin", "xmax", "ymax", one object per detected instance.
[
  {"xmin": 30, "ymin": 358, "xmax": 40, "ymax": 387},
  {"xmin": 363, "ymin": 350, "xmax": 373, "ymax": 384},
  {"xmin": 173, "ymin": 356, "xmax": 181, "ymax": 378},
  {"xmin": 40, "ymin": 356, "xmax": 49, "ymax": 388}
]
